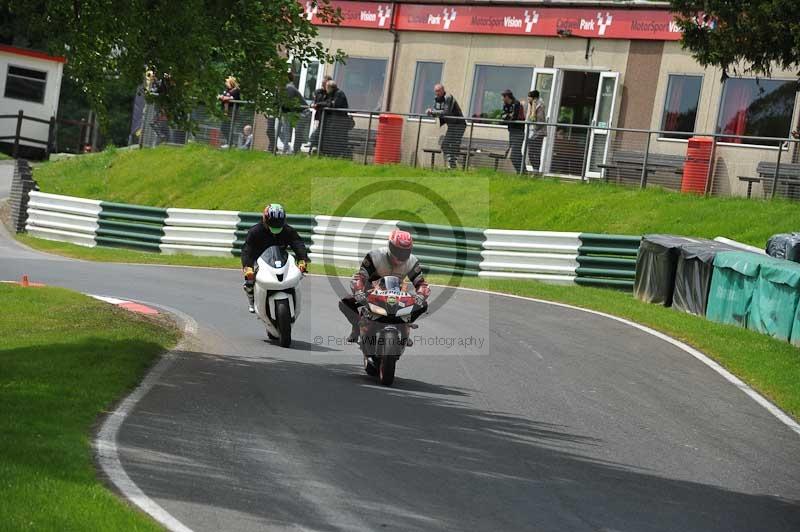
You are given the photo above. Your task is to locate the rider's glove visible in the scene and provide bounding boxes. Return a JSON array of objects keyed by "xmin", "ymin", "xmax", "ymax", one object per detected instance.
[
  {"xmin": 243, "ymin": 267, "xmax": 255, "ymax": 281},
  {"xmin": 297, "ymin": 260, "xmax": 307, "ymax": 273},
  {"xmin": 354, "ymin": 290, "xmax": 367, "ymax": 305},
  {"xmin": 414, "ymin": 293, "xmax": 426, "ymax": 307}
]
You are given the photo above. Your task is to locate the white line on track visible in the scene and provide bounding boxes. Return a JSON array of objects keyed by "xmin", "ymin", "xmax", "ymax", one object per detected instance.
[
  {"xmin": 452, "ymin": 285, "xmax": 800, "ymax": 437},
  {"xmin": 94, "ymin": 300, "xmax": 198, "ymax": 532}
]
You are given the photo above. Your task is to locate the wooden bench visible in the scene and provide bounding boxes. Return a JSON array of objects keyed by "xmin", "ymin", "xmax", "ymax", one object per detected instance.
[
  {"xmin": 423, "ymin": 135, "xmax": 510, "ymax": 170},
  {"xmin": 598, "ymin": 150, "xmax": 686, "ymax": 185},
  {"xmin": 347, "ymin": 128, "xmax": 376, "ymax": 158},
  {"xmin": 738, "ymin": 161, "xmax": 800, "ymax": 199}
]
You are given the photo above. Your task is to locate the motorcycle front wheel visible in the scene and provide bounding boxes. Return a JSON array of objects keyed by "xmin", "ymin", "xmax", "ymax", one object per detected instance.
[
  {"xmin": 275, "ymin": 299, "xmax": 292, "ymax": 348},
  {"xmin": 378, "ymin": 356, "xmax": 396, "ymax": 386}
]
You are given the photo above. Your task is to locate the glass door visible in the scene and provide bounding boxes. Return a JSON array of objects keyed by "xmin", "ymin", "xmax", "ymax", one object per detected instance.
[
  {"xmin": 527, "ymin": 68, "xmax": 561, "ymax": 174},
  {"xmin": 585, "ymin": 71, "xmax": 619, "ymax": 179},
  {"xmin": 288, "ymin": 58, "xmax": 323, "ymax": 152}
]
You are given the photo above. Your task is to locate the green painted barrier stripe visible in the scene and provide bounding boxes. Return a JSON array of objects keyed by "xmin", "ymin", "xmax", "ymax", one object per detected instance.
[
  {"xmin": 574, "ymin": 277, "xmax": 634, "ymax": 289},
  {"xmin": 95, "ymin": 235, "xmax": 162, "ymax": 251},
  {"xmin": 397, "ymin": 221, "xmax": 487, "ymax": 241},
  {"xmin": 414, "ymin": 243, "xmax": 483, "ymax": 261},
  {"xmin": 579, "ymin": 233, "xmax": 642, "ymax": 244},
  {"xmin": 576, "ymin": 256, "xmax": 637, "ymax": 267},
  {"xmin": 97, "ymin": 219, "xmax": 165, "ymax": 237},
  {"xmin": 100, "ymin": 201, "xmax": 168, "ymax": 215},
  {"xmin": 100, "ymin": 202, "xmax": 167, "ymax": 224},
  {"xmin": 414, "ymin": 254, "xmax": 482, "ymax": 270},
  {"xmin": 406, "ymin": 234, "xmax": 484, "ymax": 249},
  {"xmin": 423, "ymin": 264, "xmax": 480, "ymax": 276},
  {"xmin": 575, "ymin": 267, "xmax": 635, "ymax": 279},
  {"xmin": 96, "ymin": 228, "xmax": 163, "ymax": 243},
  {"xmin": 578, "ymin": 245, "xmax": 639, "ymax": 257}
]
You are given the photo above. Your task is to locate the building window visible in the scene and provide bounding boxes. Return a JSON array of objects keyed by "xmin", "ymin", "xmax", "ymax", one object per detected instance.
[
  {"xmin": 4, "ymin": 65, "xmax": 47, "ymax": 104},
  {"xmin": 469, "ymin": 65, "xmax": 533, "ymax": 119},
  {"xmin": 409, "ymin": 62, "xmax": 443, "ymax": 115},
  {"xmin": 333, "ymin": 58, "xmax": 388, "ymax": 112},
  {"xmin": 716, "ymin": 78, "xmax": 798, "ymax": 145},
  {"xmin": 660, "ymin": 75, "xmax": 702, "ymax": 139}
]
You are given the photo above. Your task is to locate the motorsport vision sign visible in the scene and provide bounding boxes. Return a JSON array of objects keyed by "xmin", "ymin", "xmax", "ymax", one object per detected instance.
[{"xmin": 303, "ymin": 1, "xmax": 683, "ymax": 41}]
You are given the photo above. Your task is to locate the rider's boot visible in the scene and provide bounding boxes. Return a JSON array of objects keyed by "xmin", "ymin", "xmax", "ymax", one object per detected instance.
[{"xmin": 346, "ymin": 323, "xmax": 359, "ymax": 343}]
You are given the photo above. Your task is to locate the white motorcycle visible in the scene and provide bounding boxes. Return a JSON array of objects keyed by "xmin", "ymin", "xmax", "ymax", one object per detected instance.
[{"xmin": 253, "ymin": 245, "xmax": 304, "ymax": 347}]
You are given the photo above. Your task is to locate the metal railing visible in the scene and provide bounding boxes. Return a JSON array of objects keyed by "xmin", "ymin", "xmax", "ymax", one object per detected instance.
[{"xmin": 140, "ymin": 102, "xmax": 800, "ymax": 201}]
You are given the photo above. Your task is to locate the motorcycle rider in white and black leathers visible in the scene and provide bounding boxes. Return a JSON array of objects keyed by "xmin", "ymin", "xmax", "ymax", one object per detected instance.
[{"xmin": 339, "ymin": 229, "xmax": 431, "ymax": 343}]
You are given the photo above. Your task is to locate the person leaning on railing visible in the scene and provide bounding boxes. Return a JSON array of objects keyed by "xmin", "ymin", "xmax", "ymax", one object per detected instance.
[
  {"xmin": 316, "ymin": 80, "xmax": 352, "ymax": 158},
  {"xmin": 427, "ymin": 83, "xmax": 465, "ymax": 169},
  {"xmin": 309, "ymin": 75, "xmax": 333, "ymax": 154}
]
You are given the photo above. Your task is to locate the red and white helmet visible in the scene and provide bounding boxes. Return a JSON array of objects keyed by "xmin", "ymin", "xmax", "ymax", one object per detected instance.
[{"xmin": 388, "ymin": 229, "xmax": 413, "ymax": 263}]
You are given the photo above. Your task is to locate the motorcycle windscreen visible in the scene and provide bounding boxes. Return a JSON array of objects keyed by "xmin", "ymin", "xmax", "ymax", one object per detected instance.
[
  {"xmin": 261, "ymin": 245, "xmax": 289, "ymax": 268},
  {"xmin": 381, "ymin": 276, "xmax": 402, "ymax": 292}
]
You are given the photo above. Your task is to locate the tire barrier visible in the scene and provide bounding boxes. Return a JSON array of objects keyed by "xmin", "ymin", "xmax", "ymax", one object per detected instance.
[
  {"xmin": 24, "ymin": 191, "xmax": 641, "ymax": 286},
  {"xmin": 9, "ymin": 159, "xmax": 38, "ymax": 233}
]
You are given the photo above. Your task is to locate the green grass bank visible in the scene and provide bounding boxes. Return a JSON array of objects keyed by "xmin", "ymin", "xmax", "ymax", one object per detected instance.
[
  {"xmin": 33, "ymin": 144, "xmax": 800, "ymax": 246},
  {"xmin": 0, "ymin": 284, "xmax": 179, "ymax": 531}
]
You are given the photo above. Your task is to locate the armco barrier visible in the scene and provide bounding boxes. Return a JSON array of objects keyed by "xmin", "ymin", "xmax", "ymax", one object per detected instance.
[
  {"xmin": 96, "ymin": 201, "xmax": 167, "ymax": 251},
  {"xmin": 26, "ymin": 192, "xmax": 101, "ymax": 247},
  {"xmin": 576, "ymin": 234, "xmax": 642, "ymax": 289},
  {"xmin": 23, "ymin": 192, "xmax": 641, "ymax": 286}
]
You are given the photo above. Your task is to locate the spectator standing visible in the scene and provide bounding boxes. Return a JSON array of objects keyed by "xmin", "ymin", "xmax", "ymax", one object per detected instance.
[
  {"xmin": 218, "ymin": 76, "xmax": 241, "ymax": 148},
  {"xmin": 278, "ymin": 71, "xmax": 307, "ymax": 154},
  {"xmin": 427, "ymin": 84, "xmax": 465, "ymax": 169},
  {"xmin": 239, "ymin": 124, "xmax": 253, "ymax": 150},
  {"xmin": 501, "ymin": 89, "xmax": 526, "ymax": 174},
  {"xmin": 309, "ymin": 75, "xmax": 332, "ymax": 153},
  {"xmin": 526, "ymin": 90, "xmax": 547, "ymax": 174},
  {"xmin": 318, "ymin": 80, "xmax": 353, "ymax": 158}
]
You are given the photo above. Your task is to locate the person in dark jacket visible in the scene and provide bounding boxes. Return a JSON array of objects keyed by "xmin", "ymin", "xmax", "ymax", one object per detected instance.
[
  {"xmin": 500, "ymin": 89, "xmax": 525, "ymax": 174},
  {"xmin": 316, "ymin": 80, "xmax": 352, "ymax": 158},
  {"xmin": 309, "ymin": 75, "xmax": 333, "ymax": 153},
  {"xmin": 278, "ymin": 71, "xmax": 308, "ymax": 154},
  {"xmin": 427, "ymin": 84, "xmax": 465, "ymax": 169},
  {"xmin": 241, "ymin": 204, "xmax": 309, "ymax": 313}
]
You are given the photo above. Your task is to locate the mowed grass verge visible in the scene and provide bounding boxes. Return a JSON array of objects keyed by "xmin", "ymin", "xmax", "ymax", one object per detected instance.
[
  {"xmin": 16, "ymin": 234, "xmax": 800, "ymax": 421},
  {"xmin": 0, "ymin": 284, "xmax": 179, "ymax": 531},
  {"xmin": 34, "ymin": 144, "xmax": 800, "ymax": 246}
]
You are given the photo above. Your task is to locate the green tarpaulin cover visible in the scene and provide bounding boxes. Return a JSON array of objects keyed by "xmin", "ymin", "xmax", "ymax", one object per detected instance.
[
  {"xmin": 707, "ymin": 252, "xmax": 766, "ymax": 328},
  {"xmin": 749, "ymin": 256, "xmax": 800, "ymax": 342}
]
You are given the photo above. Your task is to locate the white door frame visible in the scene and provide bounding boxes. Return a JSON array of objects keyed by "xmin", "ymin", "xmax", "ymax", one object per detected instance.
[
  {"xmin": 284, "ymin": 57, "xmax": 324, "ymax": 151},
  {"xmin": 585, "ymin": 71, "xmax": 620, "ymax": 179},
  {"xmin": 527, "ymin": 67, "xmax": 562, "ymax": 174}
]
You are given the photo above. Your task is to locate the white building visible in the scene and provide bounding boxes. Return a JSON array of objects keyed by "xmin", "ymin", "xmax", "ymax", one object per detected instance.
[{"xmin": 0, "ymin": 44, "xmax": 65, "ymax": 158}]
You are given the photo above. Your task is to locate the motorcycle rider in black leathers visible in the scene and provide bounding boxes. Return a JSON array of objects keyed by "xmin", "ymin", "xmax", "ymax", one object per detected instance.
[{"xmin": 241, "ymin": 203, "xmax": 309, "ymax": 312}]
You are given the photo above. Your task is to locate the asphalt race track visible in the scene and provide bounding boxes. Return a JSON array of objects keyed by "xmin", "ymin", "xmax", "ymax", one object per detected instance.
[{"xmin": 2, "ymin": 164, "xmax": 800, "ymax": 531}]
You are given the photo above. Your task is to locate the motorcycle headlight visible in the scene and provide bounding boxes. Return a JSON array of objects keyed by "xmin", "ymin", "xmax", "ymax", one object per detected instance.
[{"xmin": 368, "ymin": 303, "xmax": 387, "ymax": 316}]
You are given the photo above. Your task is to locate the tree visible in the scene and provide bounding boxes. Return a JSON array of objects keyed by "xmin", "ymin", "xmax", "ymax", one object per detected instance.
[
  {"xmin": 670, "ymin": 0, "xmax": 800, "ymax": 79},
  {"xmin": 0, "ymin": 0, "xmax": 343, "ymax": 127}
]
